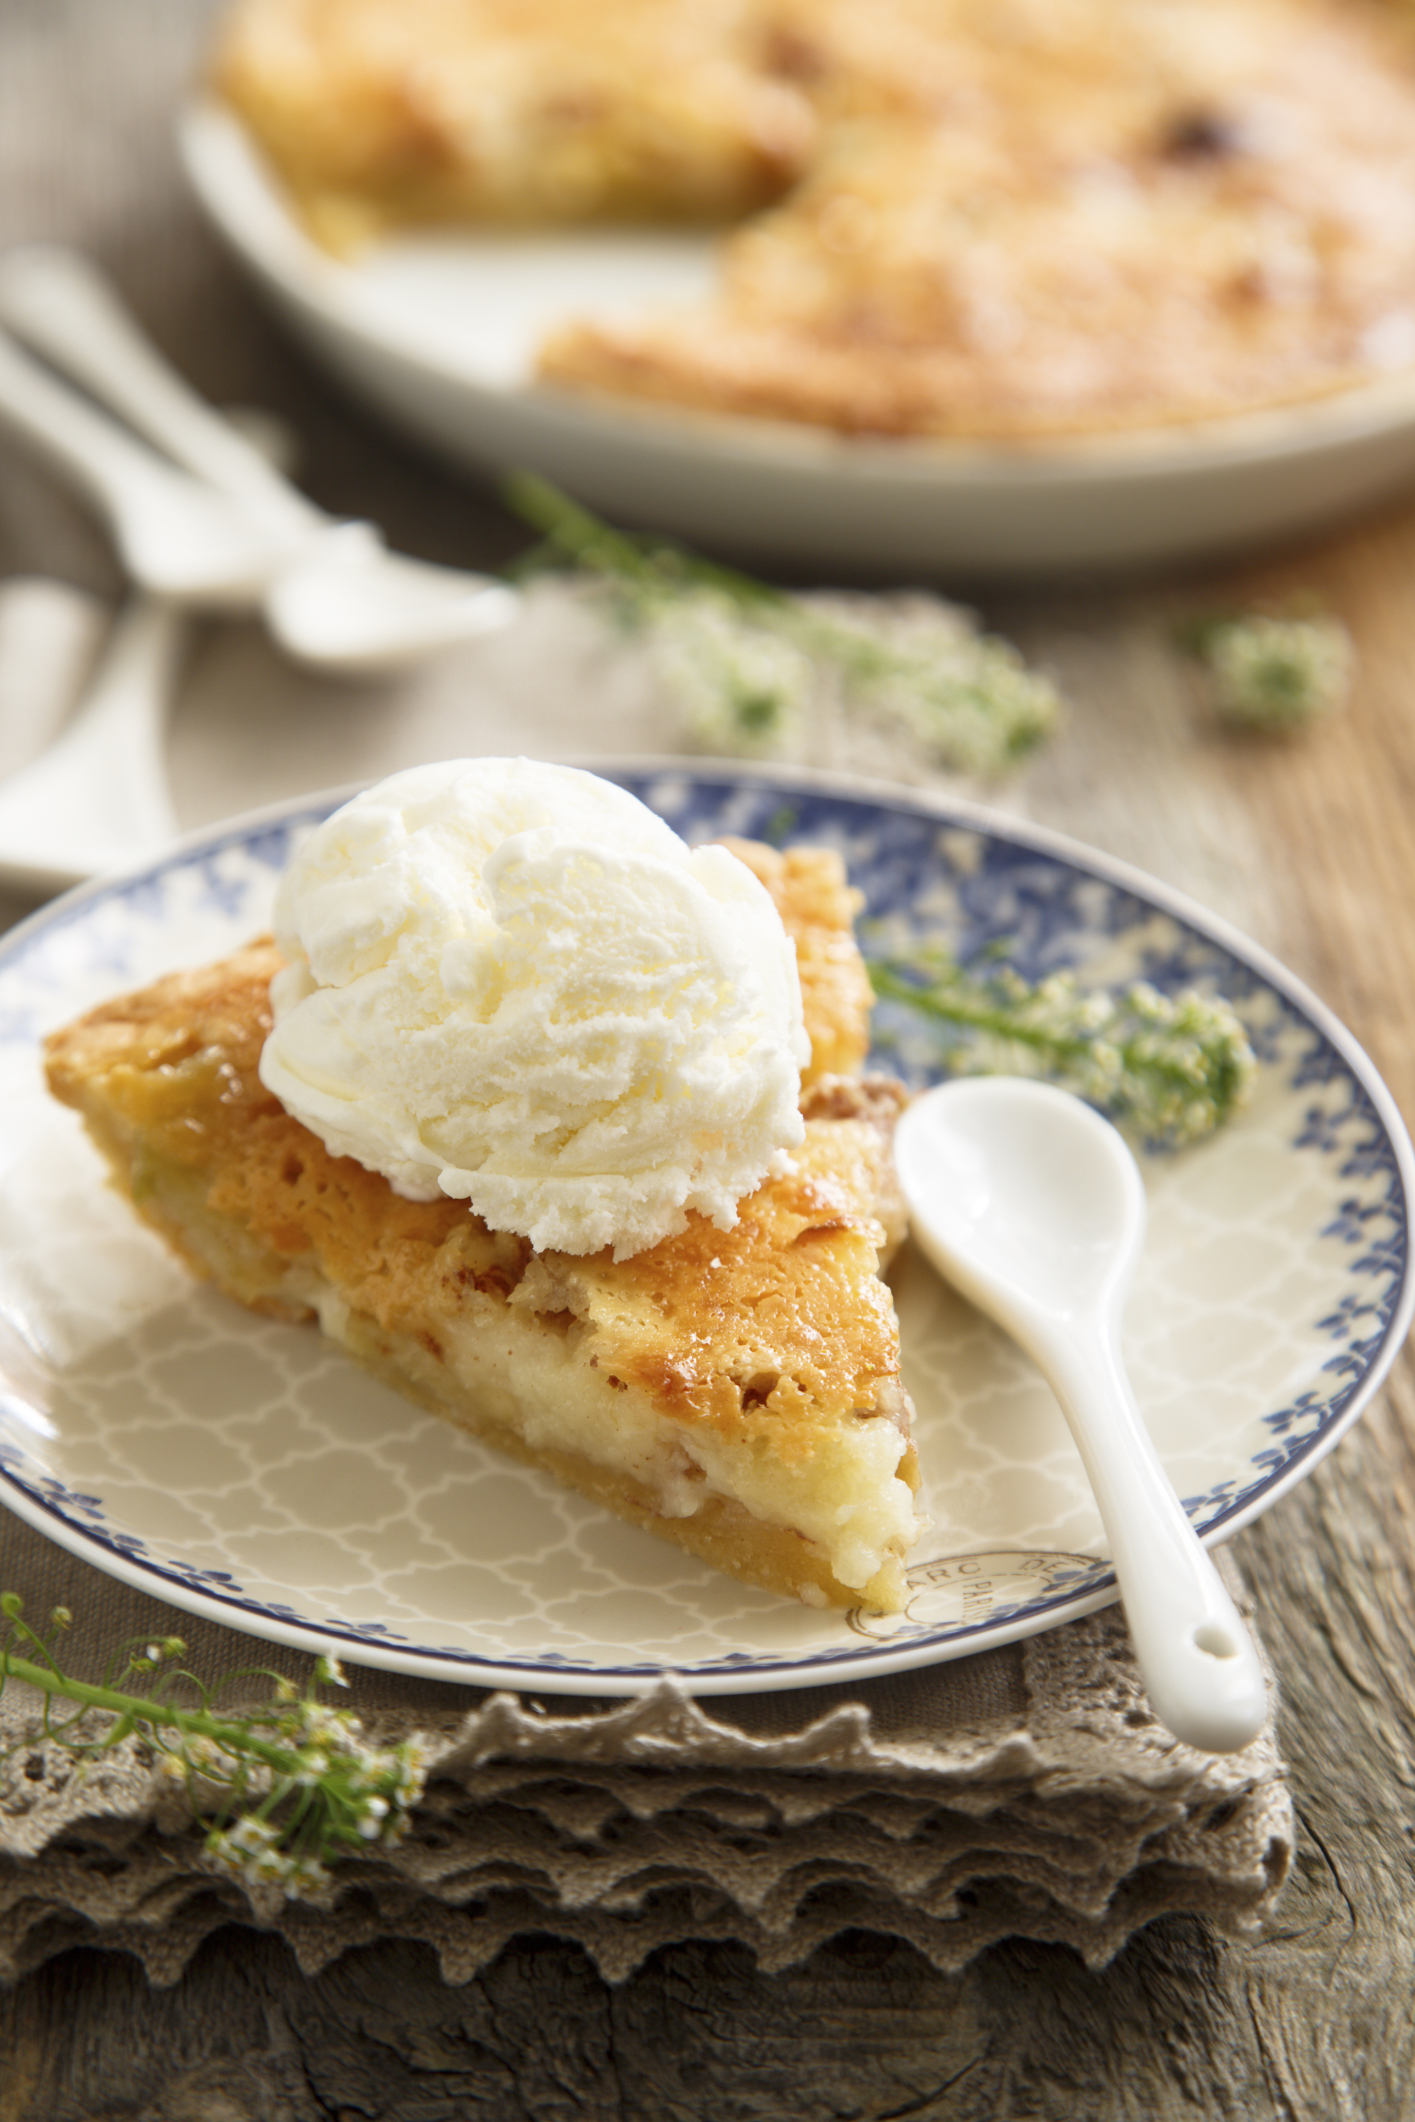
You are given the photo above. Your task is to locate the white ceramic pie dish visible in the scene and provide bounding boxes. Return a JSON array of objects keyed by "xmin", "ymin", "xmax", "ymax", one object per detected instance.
[{"xmin": 179, "ymin": 101, "xmax": 1415, "ymax": 581}]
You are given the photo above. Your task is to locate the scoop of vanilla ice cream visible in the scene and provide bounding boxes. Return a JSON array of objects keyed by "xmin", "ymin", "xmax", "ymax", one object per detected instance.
[{"xmin": 258, "ymin": 759, "xmax": 810, "ymax": 1258}]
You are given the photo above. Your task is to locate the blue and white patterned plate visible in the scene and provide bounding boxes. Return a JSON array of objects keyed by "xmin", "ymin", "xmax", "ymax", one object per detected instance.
[{"xmin": 0, "ymin": 764, "xmax": 1409, "ymax": 1695}]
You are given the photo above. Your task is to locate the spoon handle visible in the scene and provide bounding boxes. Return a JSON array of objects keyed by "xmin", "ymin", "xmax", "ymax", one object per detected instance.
[
  {"xmin": 0, "ymin": 595, "xmax": 184, "ymax": 889},
  {"xmin": 0, "ymin": 247, "xmax": 319, "ymax": 538},
  {"xmin": 0, "ymin": 327, "xmax": 287, "ymax": 605},
  {"xmin": 1041, "ymin": 1323, "xmax": 1268, "ymax": 1754},
  {"xmin": 0, "ymin": 326, "xmax": 184, "ymax": 533}
]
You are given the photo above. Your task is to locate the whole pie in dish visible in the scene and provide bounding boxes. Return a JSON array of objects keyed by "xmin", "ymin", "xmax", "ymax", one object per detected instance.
[
  {"xmin": 44, "ymin": 838, "xmax": 927, "ymax": 1613},
  {"xmin": 213, "ymin": 0, "xmax": 1415, "ymax": 436}
]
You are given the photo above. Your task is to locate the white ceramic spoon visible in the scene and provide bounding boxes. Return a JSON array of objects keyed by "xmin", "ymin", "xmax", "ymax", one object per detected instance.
[
  {"xmin": 0, "ymin": 577, "xmax": 109, "ymax": 780},
  {"xmin": 0, "ymin": 248, "xmax": 519, "ymax": 671},
  {"xmin": 893, "ymin": 1075, "xmax": 1268, "ymax": 1755},
  {"xmin": 0, "ymin": 408, "xmax": 317, "ymax": 894},
  {"xmin": 0, "ymin": 328, "xmax": 290, "ymax": 608},
  {"xmin": 0, "ymin": 592, "xmax": 184, "ymax": 894}
]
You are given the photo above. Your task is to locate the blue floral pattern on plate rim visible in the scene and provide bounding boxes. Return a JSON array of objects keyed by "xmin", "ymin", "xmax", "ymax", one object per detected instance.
[{"xmin": 0, "ymin": 758, "xmax": 1410, "ymax": 1696}]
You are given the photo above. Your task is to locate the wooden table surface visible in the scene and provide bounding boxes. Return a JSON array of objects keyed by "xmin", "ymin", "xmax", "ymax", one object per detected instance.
[{"xmin": 3, "ymin": 5, "xmax": 1415, "ymax": 2117}]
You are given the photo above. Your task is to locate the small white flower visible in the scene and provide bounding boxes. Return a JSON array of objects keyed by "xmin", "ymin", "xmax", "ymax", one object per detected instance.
[
  {"xmin": 297, "ymin": 1702, "xmax": 357, "ymax": 1744},
  {"xmin": 1202, "ymin": 614, "xmax": 1353, "ymax": 731},
  {"xmin": 393, "ymin": 1740, "xmax": 429, "ymax": 1806},
  {"xmin": 804, "ymin": 590, "xmax": 1062, "ymax": 774},
  {"xmin": 250, "ymin": 1845, "xmax": 295, "ymax": 1883},
  {"xmin": 227, "ymin": 1814, "xmax": 281, "ymax": 1856},
  {"xmin": 649, "ymin": 591, "xmax": 815, "ymax": 757},
  {"xmin": 282, "ymin": 1855, "xmax": 332, "ymax": 1897}
]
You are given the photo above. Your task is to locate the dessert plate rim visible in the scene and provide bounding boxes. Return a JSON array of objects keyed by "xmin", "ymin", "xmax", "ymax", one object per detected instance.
[{"xmin": 0, "ymin": 757, "xmax": 1408, "ymax": 1696}]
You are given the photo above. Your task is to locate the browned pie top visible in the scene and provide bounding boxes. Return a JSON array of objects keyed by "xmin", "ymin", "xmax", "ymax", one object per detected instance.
[
  {"xmin": 217, "ymin": 0, "xmax": 1415, "ymax": 435},
  {"xmin": 542, "ymin": 0, "xmax": 1415, "ymax": 436}
]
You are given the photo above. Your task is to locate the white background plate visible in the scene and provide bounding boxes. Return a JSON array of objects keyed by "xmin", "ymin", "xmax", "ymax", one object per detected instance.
[
  {"xmin": 180, "ymin": 102, "xmax": 1415, "ymax": 580},
  {"xmin": 0, "ymin": 765, "xmax": 1410, "ymax": 1693}
]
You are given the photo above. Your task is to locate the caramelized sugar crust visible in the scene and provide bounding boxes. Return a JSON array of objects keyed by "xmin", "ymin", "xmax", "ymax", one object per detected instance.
[
  {"xmin": 46, "ymin": 934, "xmax": 906, "ymax": 1433},
  {"xmin": 44, "ymin": 842, "xmax": 920, "ymax": 1607},
  {"xmin": 541, "ymin": 0, "xmax": 1415, "ymax": 437},
  {"xmin": 217, "ymin": 0, "xmax": 1415, "ymax": 436}
]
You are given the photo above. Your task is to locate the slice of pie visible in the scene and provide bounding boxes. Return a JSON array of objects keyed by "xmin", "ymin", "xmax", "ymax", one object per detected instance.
[{"xmin": 44, "ymin": 838, "xmax": 925, "ymax": 1613}]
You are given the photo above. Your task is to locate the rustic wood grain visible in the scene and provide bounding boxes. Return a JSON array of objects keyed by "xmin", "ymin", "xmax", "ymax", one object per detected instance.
[{"xmin": 4, "ymin": 3, "xmax": 1415, "ymax": 2116}]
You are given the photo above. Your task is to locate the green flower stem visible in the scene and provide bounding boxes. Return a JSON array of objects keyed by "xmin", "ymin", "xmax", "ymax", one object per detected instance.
[
  {"xmin": 870, "ymin": 955, "xmax": 1256, "ymax": 1147},
  {"xmin": 871, "ymin": 962, "xmax": 1065, "ymax": 1043},
  {"xmin": 510, "ymin": 468, "xmax": 959, "ymax": 665},
  {"xmin": 873, "ymin": 962, "xmax": 1203, "ymax": 1078},
  {"xmin": 503, "ymin": 471, "xmax": 1061, "ymax": 773},
  {"xmin": 1, "ymin": 1648, "xmax": 308, "ymax": 1779},
  {"xmin": 505, "ymin": 469, "xmax": 781, "ymax": 615},
  {"xmin": 0, "ymin": 1600, "xmax": 429, "ymax": 1894}
]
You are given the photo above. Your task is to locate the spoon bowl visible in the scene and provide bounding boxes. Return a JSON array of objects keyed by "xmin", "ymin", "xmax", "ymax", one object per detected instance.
[
  {"xmin": 262, "ymin": 523, "xmax": 522, "ymax": 673},
  {"xmin": 894, "ymin": 1075, "xmax": 1268, "ymax": 1754},
  {"xmin": 911, "ymin": 1076, "xmax": 1147, "ymax": 1321}
]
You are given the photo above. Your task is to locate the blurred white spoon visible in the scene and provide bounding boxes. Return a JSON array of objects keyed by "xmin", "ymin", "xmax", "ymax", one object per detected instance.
[
  {"xmin": 0, "ymin": 402, "xmax": 322, "ymax": 894},
  {"xmin": 0, "ymin": 577, "xmax": 108, "ymax": 779},
  {"xmin": 894, "ymin": 1075, "xmax": 1268, "ymax": 1755},
  {"xmin": 0, "ymin": 330, "xmax": 292, "ymax": 609},
  {"xmin": 0, "ymin": 590, "xmax": 184, "ymax": 894},
  {"xmin": 0, "ymin": 246, "xmax": 519, "ymax": 671}
]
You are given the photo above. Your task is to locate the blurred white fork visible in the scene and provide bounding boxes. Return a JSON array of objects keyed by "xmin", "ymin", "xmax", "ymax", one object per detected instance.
[
  {"xmin": 0, "ymin": 577, "xmax": 109, "ymax": 779},
  {"xmin": 0, "ymin": 584, "xmax": 184, "ymax": 895},
  {"xmin": 0, "ymin": 402, "xmax": 318, "ymax": 895},
  {"xmin": 0, "ymin": 246, "xmax": 519, "ymax": 672}
]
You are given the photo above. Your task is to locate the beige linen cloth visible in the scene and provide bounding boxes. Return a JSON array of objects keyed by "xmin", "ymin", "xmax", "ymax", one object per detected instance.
[{"xmin": 0, "ymin": 1507, "xmax": 1290, "ymax": 1989}]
